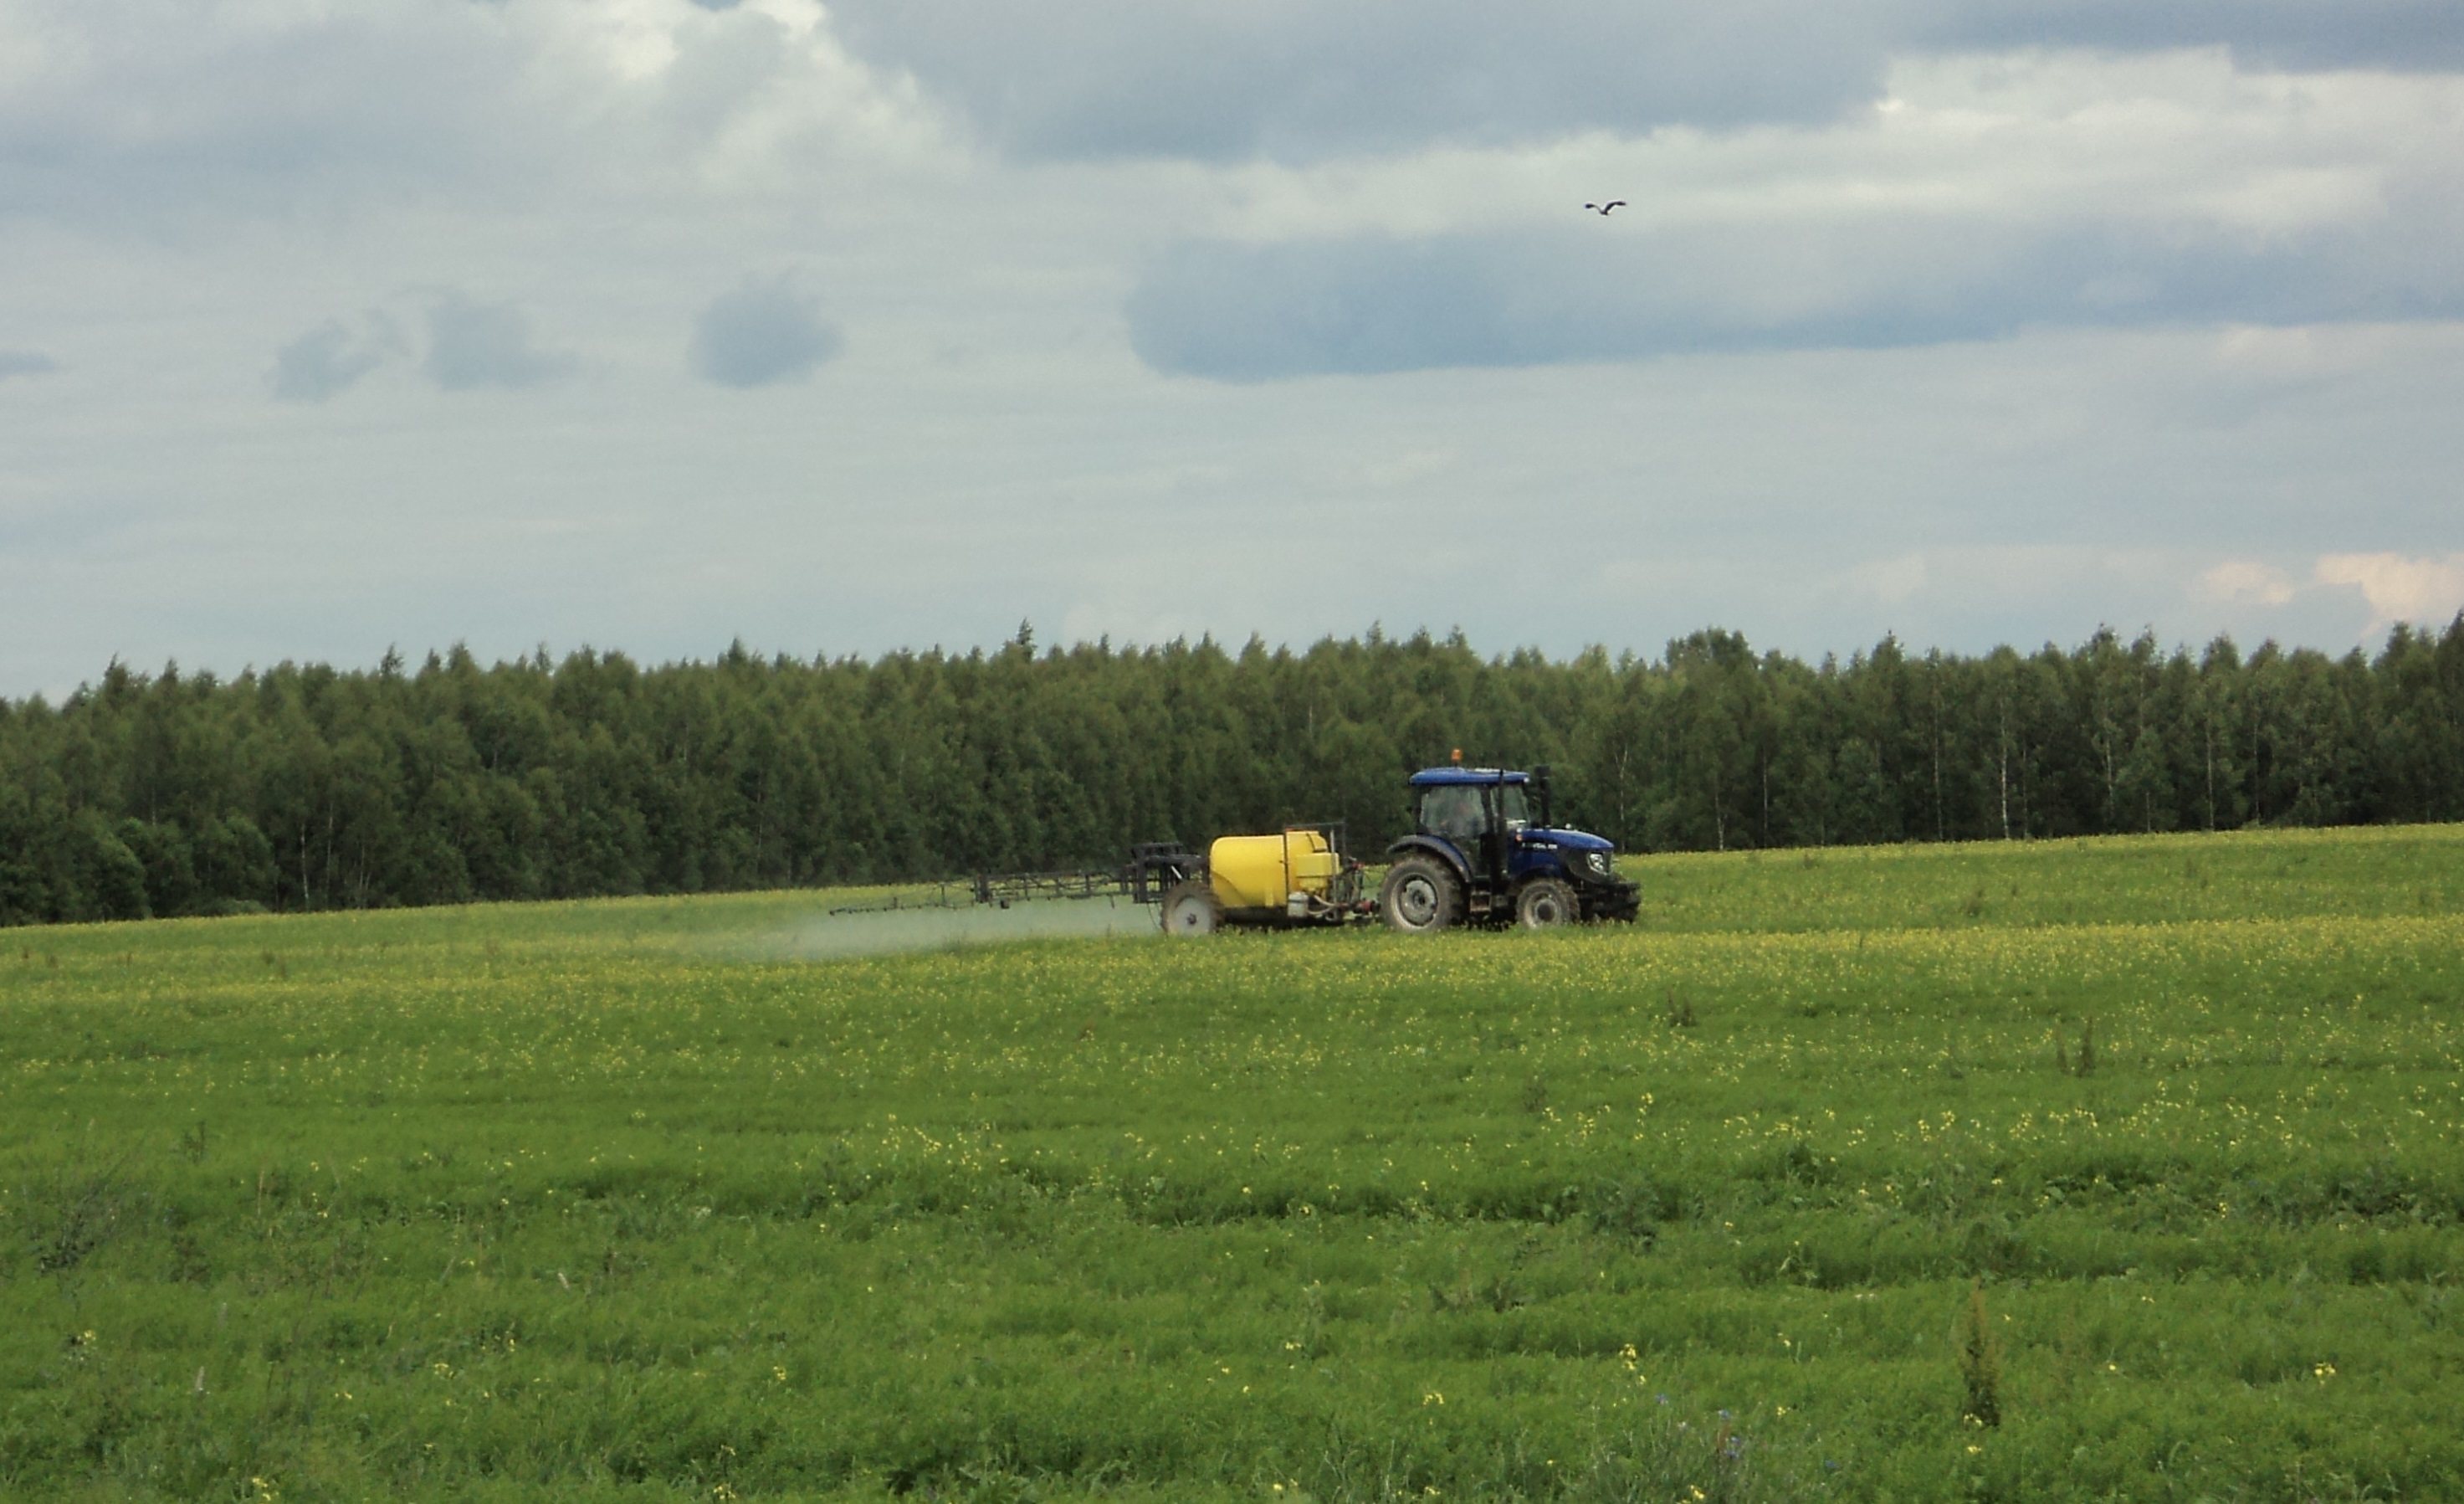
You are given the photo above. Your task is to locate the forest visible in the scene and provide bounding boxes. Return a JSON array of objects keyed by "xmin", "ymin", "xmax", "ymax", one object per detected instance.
[{"xmin": 4, "ymin": 618, "xmax": 2461, "ymax": 926}]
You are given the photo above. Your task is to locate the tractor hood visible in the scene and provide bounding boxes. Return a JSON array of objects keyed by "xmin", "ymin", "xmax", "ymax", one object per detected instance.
[{"xmin": 1523, "ymin": 827, "xmax": 1614, "ymax": 854}]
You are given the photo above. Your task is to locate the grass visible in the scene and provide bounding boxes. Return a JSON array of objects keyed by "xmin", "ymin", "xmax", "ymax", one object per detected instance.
[{"xmin": 4, "ymin": 825, "xmax": 2463, "ymax": 1501}]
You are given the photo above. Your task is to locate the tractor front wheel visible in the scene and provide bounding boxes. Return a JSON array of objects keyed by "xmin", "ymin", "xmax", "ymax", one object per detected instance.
[
  {"xmin": 1160, "ymin": 880, "xmax": 1223, "ymax": 937},
  {"xmin": 1379, "ymin": 855, "xmax": 1460, "ymax": 934},
  {"xmin": 1515, "ymin": 877, "xmax": 1578, "ymax": 930}
]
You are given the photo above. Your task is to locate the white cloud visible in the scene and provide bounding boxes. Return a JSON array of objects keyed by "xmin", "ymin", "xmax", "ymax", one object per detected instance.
[
  {"xmin": 2184, "ymin": 552, "xmax": 2464, "ymax": 638},
  {"xmin": 2195, "ymin": 559, "xmax": 2297, "ymax": 607},
  {"xmin": 1817, "ymin": 547, "xmax": 2190, "ymax": 629},
  {"xmin": 2314, "ymin": 552, "xmax": 2464, "ymax": 631},
  {"xmin": 1847, "ymin": 553, "xmax": 1929, "ymax": 606}
]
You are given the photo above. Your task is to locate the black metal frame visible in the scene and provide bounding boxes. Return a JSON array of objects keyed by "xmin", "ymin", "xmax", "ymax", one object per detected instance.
[
  {"xmin": 825, "ymin": 882, "xmax": 970, "ymax": 916},
  {"xmin": 960, "ymin": 841, "xmax": 1208, "ymax": 910},
  {"xmin": 1125, "ymin": 842, "xmax": 1206, "ymax": 904},
  {"xmin": 1278, "ymin": 822, "xmax": 1366, "ymax": 916}
]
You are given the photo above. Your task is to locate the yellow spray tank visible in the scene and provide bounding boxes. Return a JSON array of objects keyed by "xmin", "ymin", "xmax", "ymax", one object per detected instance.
[{"xmin": 1160, "ymin": 825, "xmax": 1363, "ymax": 936}]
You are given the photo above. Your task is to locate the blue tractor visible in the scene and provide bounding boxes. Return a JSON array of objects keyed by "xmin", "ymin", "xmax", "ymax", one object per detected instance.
[{"xmin": 1378, "ymin": 764, "xmax": 1641, "ymax": 932}]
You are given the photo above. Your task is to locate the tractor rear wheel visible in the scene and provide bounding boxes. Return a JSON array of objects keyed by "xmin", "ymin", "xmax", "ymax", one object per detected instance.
[
  {"xmin": 1515, "ymin": 877, "xmax": 1578, "ymax": 930},
  {"xmin": 1380, "ymin": 855, "xmax": 1460, "ymax": 934},
  {"xmin": 1160, "ymin": 880, "xmax": 1223, "ymax": 937}
]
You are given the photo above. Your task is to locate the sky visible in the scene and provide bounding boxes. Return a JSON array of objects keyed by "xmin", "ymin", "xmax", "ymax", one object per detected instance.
[{"xmin": 3, "ymin": 0, "xmax": 2461, "ymax": 696}]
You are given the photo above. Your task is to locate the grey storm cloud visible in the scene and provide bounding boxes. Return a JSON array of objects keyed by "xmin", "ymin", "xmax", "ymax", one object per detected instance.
[
  {"xmin": 1126, "ymin": 215, "xmax": 2464, "ymax": 381},
  {"xmin": 1907, "ymin": 0, "xmax": 2464, "ymax": 73},
  {"xmin": 6, "ymin": 0, "xmax": 2451, "ymax": 207},
  {"xmin": 689, "ymin": 280, "xmax": 843, "ymax": 389},
  {"xmin": 822, "ymin": 0, "xmax": 1885, "ymax": 161},
  {"xmin": 823, "ymin": 0, "xmax": 2464, "ymax": 162},
  {"xmin": 0, "ymin": 0, "xmax": 537, "ymax": 222},
  {"xmin": 269, "ymin": 316, "xmax": 399, "ymax": 403},
  {"xmin": 0, "ymin": 351, "xmax": 59, "ymax": 380},
  {"xmin": 422, "ymin": 294, "xmax": 575, "ymax": 393}
]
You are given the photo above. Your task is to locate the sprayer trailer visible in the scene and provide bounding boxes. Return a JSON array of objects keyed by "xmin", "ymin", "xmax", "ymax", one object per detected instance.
[{"xmin": 1154, "ymin": 824, "xmax": 1371, "ymax": 936}]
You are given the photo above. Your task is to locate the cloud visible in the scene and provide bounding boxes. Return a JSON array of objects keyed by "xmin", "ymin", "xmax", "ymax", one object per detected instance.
[
  {"xmin": 1112, "ymin": 50, "xmax": 2464, "ymax": 377},
  {"xmin": 1358, "ymin": 449, "xmax": 1455, "ymax": 487},
  {"xmin": 269, "ymin": 316, "xmax": 399, "ymax": 403},
  {"xmin": 821, "ymin": 0, "xmax": 2461, "ymax": 162},
  {"xmin": 0, "ymin": 1, "xmax": 535, "ymax": 222},
  {"xmin": 4, "ymin": 3, "xmax": 2462, "ymax": 696},
  {"xmin": 2188, "ymin": 553, "xmax": 2464, "ymax": 639},
  {"xmin": 2195, "ymin": 560, "xmax": 2298, "ymax": 608},
  {"xmin": 690, "ymin": 278, "xmax": 843, "ymax": 388},
  {"xmin": 1906, "ymin": 0, "xmax": 2464, "ymax": 74},
  {"xmin": 1813, "ymin": 546, "xmax": 2187, "ymax": 624},
  {"xmin": 0, "ymin": 0, "xmax": 940, "ymax": 231},
  {"xmin": 0, "ymin": 350, "xmax": 58, "ymax": 380},
  {"xmin": 2314, "ymin": 552, "xmax": 2464, "ymax": 632},
  {"xmin": 823, "ymin": 0, "xmax": 1886, "ymax": 162},
  {"xmin": 1847, "ymin": 553, "xmax": 1932, "ymax": 607},
  {"xmin": 1126, "ymin": 208, "xmax": 2464, "ymax": 379},
  {"xmin": 422, "ymin": 294, "xmax": 575, "ymax": 392}
]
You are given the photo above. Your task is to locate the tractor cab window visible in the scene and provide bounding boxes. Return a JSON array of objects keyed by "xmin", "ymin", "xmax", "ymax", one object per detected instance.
[
  {"xmin": 1499, "ymin": 783, "xmax": 1533, "ymax": 830},
  {"xmin": 1418, "ymin": 784, "xmax": 1488, "ymax": 845}
]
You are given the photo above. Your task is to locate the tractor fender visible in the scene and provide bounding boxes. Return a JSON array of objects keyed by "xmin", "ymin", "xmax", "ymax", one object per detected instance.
[{"xmin": 1384, "ymin": 834, "xmax": 1471, "ymax": 885}]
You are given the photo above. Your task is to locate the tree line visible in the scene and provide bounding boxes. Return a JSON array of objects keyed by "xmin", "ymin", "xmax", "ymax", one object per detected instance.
[{"xmin": 5, "ymin": 618, "xmax": 2461, "ymax": 926}]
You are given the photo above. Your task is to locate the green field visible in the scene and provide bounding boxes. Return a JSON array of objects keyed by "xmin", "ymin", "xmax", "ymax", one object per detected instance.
[{"xmin": 6, "ymin": 827, "xmax": 2462, "ymax": 1501}]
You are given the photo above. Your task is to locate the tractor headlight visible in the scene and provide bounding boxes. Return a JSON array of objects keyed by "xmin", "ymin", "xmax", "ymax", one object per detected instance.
[{"xmin": 1572, "ymin": 848, "xmax": 1616, "ymax": 881}]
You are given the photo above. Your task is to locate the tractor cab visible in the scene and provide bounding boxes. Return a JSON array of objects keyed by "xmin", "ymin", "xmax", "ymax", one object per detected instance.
[{"xmin": 1380, "ymin": 765, "xmax": 1641, "ymax": 932}]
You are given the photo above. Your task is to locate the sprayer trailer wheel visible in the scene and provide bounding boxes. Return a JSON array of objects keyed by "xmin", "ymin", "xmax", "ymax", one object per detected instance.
[{"xmin": 1160, "ymin": 880, "xmax": 1223, "ymax": 937}]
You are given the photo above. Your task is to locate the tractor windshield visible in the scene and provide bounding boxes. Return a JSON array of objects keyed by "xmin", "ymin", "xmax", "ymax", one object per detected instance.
[
  {"xmin": 1418, "ymin": 785, "xmax": 1488, "ymax": 845},
  {"xmin": 1420, "ymin": 781, "xmax": 1534, "ymax": 841}
]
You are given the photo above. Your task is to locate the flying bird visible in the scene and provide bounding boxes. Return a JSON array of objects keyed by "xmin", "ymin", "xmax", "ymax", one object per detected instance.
[{"xmin": 1584, "ymin": 201, "xmax": 1627, "ymax": 215}]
